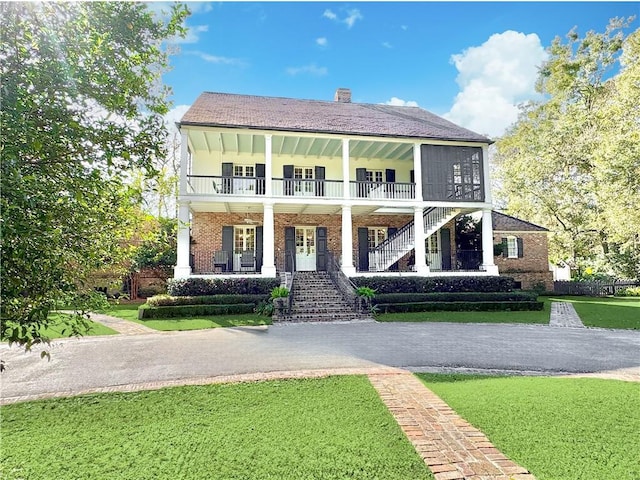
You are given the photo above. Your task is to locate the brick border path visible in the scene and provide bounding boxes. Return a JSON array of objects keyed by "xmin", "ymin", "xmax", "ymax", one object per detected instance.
[
  {"xmin": 369, "ymin": 372, "xmax": 535, "ymax": 480},
  {"xmin": 89, "ymin": 312, "xmax": 157, "ymax": 335},
  {"xmin": 549, "ymin": 302, "xmax": 584, "ymax": 328}
]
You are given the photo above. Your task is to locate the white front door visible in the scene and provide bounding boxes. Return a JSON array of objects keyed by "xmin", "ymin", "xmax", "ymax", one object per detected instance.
[
  {"xmin": 295, "ymin": 227, "xmax": 316, "ymax": 271},
  {"xmin": 233, "ymin": 165, "xmax": 256, "ymax": 195},
  {"xmin": 294, "ymin": 167, "xmax": 315, "ymax": 196}
]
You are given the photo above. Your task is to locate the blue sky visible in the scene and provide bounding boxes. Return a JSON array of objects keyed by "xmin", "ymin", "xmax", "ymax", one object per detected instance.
[{"xmin": 154, "ymin": 2, "xmax": 639, "ymax": 138}]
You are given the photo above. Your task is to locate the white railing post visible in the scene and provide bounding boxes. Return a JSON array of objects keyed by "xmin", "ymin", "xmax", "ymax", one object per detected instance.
[
  {"xmin": 265, "ymin": 134, "xmax": 273, "ymax": 197},
  {"xmin": 481, "ymin": 208, "xmax": 499, "ymax": 275},
  {"xmin": 413, "ymin": 143, "xmax": 422, "ymax": 201},
  {"xmin": 179, "ymin": 130, "xmax": 189, "ymax": 196},
  {"xmin": 262, "ymin": 202, "xmax": 277, "ymax": 276},
  {"xmin": 341, "ymin": 204, "xmax": 356, "ymax": 276},
  {"xmin": 342, "ymin": 138, "xmax": 350, "ymax": 200},
  {"xmin": 414, "ymin": 206, "xmax": 429, "ymax": 275}
]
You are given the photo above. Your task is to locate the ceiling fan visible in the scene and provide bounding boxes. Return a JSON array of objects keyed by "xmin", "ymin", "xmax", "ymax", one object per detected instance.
[{"xmin": 243, "ymin": 218, "xmax": 259, "ymax": 224}]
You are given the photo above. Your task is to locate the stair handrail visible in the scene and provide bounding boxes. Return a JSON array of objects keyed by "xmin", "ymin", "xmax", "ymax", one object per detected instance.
[{"xmin": 326, "ymin": 250, "xmax": 359, "ymax": 313}]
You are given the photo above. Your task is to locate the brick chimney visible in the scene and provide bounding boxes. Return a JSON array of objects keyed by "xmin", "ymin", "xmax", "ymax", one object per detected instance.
[{"xmin": 334, "ymin": 88, "xmax": 351, "ymax": 103}]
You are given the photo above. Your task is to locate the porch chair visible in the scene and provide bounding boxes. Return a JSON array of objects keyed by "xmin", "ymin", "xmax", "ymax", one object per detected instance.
[
  {"xmin": 240, "ymin": 250, "xmax": 255, "ymax": 272},
  {"xmin": 212, "ymin": 250, "xmax": 229, "ymax": 273}
]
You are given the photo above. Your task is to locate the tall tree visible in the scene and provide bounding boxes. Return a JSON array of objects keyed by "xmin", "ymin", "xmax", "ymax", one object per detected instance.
[
  {"xmin": 0, "ymin": 2, "xmax": 188, "ymax": 350},
  {"xmin": 494, "ymin": 18, "xmax": 639, "ymax": 278}
]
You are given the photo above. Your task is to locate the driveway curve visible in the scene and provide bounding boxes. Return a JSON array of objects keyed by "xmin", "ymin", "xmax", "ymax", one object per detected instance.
[{"xmin": 2, "ymin": 321, "xmax": 639, "ymax": 404}]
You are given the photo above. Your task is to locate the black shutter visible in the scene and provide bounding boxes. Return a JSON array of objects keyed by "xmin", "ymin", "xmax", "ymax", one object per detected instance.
[
  {"xmin": 255, "ymin": 163, "xmax": 265, "ymax": 195},
  {"xmin": 283, "ymin": 165, "xmax": 294, "ymax": 196},
  {"xmin": 315, "ymin": 166, "xmax": 325, "ymax": 197},
  {"xmin": 441, "ymin": 228, "xmax": 452, "ymax": 271},
  {"xmin": 222, "ymin": 226, "xmax": 234, "ymax": 271},
  {"xmin": 517, "ymin": 237, "xmax": 524, "ymax": 258},
  {"xmin": 316, "ymin": 227, "xmax": 327, "ymax": 271},
  {"xmin": 222, "ymin": 162, "xmax": 233, "ymax": 194},
  {"xmin": 410, "ymin": 170, "xmax": 415, "ymax": 184},
  {"xmin": 255, "ymin": 226, "xmax": 263, "ymax": 272},
  {"xmin": 356, "ymin": 168, "xmax": 367, "ymax": 198},
  {"xmin": 385, "ymin": 169, "xmax": 396, "ymax": 198},
  {"xmin": 285, "ymin": 227, "xmax": 295, "ymax": 272},
  {"xmin": 358, "ymin": 227, "xmax": 369, "ymax": 271},
  {"xmin": 502, "ymin": 237, "xmax": 508, "ymax": 257},
  {"xmin": 388, "ymin": 227, "xmax": 398, "ymax": 271}
]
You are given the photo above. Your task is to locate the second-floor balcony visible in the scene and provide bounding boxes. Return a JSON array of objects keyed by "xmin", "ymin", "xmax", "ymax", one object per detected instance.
[{"xmin": 186, "ymin": 175, "xmax": 416, "ymax": 201}]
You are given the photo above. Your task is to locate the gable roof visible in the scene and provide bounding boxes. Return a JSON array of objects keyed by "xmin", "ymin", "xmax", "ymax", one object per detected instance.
[
  {"xmin": 492, "ymin": 211, "xmax": 549, "ymax": 232},
  {"xmin": 180, "ymin": 91, "xmax": 492, "ymax": 143}
]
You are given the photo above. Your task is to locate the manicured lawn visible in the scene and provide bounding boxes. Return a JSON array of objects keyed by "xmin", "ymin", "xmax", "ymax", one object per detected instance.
[
  {"xmin": 102, "ymin": 303, "xmax": 271, "ymax": 331},
  {"xmin": 42, "ymin": 313, "xmax": 118, "ymax": 339},
  {"xmin": 546, "ymin": 296, "xmax": 640, "ymax": 329},
  {"xmin": 1, "ymin": 376, "xmax": 433, "ymax": 480},
  {"xmin": 418, "ymin": 374, "xmax": 640, "ymax": 480},
  {"xmin": 376, "ymin": 298, "xmax": 550, "ymax": 324}
]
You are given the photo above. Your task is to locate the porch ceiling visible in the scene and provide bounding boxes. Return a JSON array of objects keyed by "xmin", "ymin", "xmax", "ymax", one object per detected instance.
[{"xmin": 187, "ymin": 130, "xmax": 414, "ymax": 161}]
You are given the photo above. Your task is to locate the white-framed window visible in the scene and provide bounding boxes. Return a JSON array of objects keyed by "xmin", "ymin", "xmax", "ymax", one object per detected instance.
[
  {"xmin": 507, "ymin": 236, "xmax": 518, "ymax": 258},
  {"xmin": 367, "ymin": 227, "xmax": 387, "ymax": 249},
  {"xmin": 234, "ymin": 226, "xmax": 255, "ymax": 254},
  {"xmin": 294, "ymin": 167, "xmax": 314, "ymax": 194},
  {"xmin": 366, "ymin": 170, "xmax": 384, "ymax": 183},
  {"xmin": 234, "ymin": 165, "xmax": 254, "ymax": 177}
]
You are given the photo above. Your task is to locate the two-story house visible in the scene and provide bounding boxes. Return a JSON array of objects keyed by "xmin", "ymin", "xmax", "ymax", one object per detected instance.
[{"xmin": 173, "ymin": 89, "xmax": 499, "ymax": 279}]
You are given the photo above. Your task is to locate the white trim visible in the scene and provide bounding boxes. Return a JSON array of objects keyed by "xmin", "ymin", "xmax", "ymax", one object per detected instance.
[
  {"xmin": 174, "ymin": 202, "xmax": 192, "ymax": 278},
  {"xmin": 413, "ymin": 143, "xmax": 423, "ymax": 202}
]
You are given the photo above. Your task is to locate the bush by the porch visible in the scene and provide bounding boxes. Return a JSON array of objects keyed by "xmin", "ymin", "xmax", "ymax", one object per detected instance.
[
  {"xmin": 167, "ymin": 277, "xmax": 279, "ymax": 296},
  {"xmin": 147, "ymin": 294, "xmax": 267, "ymax": 307},
  {"xmin": 374, "ymin": 291, "xmax": 538, "ymax": 304},
  {"xmin": 352, "ymin": 276, "xmax": 515, "ymax": 294},
  {"xmin": 375, "ymin": 300, "xmax": 543, "ymax": 314},
  {"xmin": 138, "ymin": 303, "xmax": 256, "ymax": 319}
]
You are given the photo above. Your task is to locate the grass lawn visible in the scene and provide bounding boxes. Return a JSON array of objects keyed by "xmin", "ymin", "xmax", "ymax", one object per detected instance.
[
  {"xmin": 102, "ymin": 303, "xmax": 271, "ymax": 331},
  {"xmin": 375, "ymin": 297, "xmax": 551, "ymax": 324},
  {"xmin": 418, "ymin": 373, "xmax": 640, "ymax": 480},
  {"xmin": 546, "ymin": 296, "xmax": 640, "ymax": 329},
  {"xmin": 1, "ymin": 376, "xmax": 433, "ymax": 480},
  {"xmin": 40, "ymin": 313, "xmax": 118, "ymax": 339}
]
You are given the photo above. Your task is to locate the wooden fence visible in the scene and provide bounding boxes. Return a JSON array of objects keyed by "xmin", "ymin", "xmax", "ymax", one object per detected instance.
[{"xmin": 553, "ymin": 280, "xmax": 639, "ymax": 296}]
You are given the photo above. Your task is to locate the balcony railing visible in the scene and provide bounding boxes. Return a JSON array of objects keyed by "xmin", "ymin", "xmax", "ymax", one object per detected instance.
[{"xmin": 186, "ymin": 175, "xmax": 416, "ymax": 201}]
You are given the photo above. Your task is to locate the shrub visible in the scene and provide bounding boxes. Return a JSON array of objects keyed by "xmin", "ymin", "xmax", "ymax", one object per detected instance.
[
  {"xmin": 351, "ymin": 276, "xmax": 514, "ymax": 294},
  {"xmin": 376, "ymin": 301, "xmax": 544, "ymax": 313},
  {"xmin": 167, "ymin": 278, "xmax": 279, "ymax": 296},
  {"xmin": 138, "ymin": 303, "xmax": 255, "ymax": 319},
  {"xmin": 616, "ymin": 287, "xmax": 640, "ymax": 297},
  {"xmin": 372, "ymin": 291, "xmax": 538, "ymax": 305},
  {"xmin": 270, "ymin": 286, "xmax": 290, "ymax": 299},
  {"xmin": 147, "ymin": 294, "xmax": 266, "ymax": 307},
  {"xmin": 255, "ymin": 301, "xmax": 274, "ymax": 317},
  {"xmin": 355, "ymin": 286, "xmax": 376, "ymax": 299}
]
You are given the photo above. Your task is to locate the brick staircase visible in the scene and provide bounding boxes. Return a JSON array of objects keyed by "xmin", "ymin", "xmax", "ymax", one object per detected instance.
[{"xmin": 279, "ymin": 271, "xmax": 363, "ymax": 323}]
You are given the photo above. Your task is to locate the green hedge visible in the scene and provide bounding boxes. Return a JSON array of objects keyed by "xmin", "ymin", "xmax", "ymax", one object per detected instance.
[
  {"xmin": 376, "ymin": 301, "xmax": 544, "ymax": 313},
  {"xmin": 167, "ymin": 278, "xmax": 279, "ymax": 296},
  {"xmin": 351, "ymin": 276, "xmax": 514, "ymax": 294},
  {"xmin": 147, "ymin": 294, "xmax": 267, "ymax": 307},
  {"xmin": 373, "ymin": 291, "xmax": 537, "ymax": 304},
  {"xmin": 138, "ymin": 303, "xmax": 255, "ymax": 319}
]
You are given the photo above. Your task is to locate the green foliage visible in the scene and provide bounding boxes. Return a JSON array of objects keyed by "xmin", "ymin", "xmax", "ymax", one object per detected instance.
[
  {"xmin": 374, "ymin": 291, "xmax": 538, "ymax": 304},
  {"xmin": 138, "ymin": 303, "xmax": 256, "ymax": 319},
  {"xmin": 167, "ymin": 278, "xmax": 280, "ymax": 296},
  {"xmin": 0, "ymin": 2, "xmax": 189, "ymax": 349},
  {"xmin": 616, "ymin": 287, "xmax": 640, "ymax": 297},
  {"xmin": 419, "ymin": 375, "xmax": 640, "ymax": 479},
  {"xmin": 269, "ymin": 286, "xmax": 290, "ymax": 299},
  {"xmin": 495, "ymin": 19, "xmax": 640, "ymax": 279},
  {"xmin": 255, "ymin": 301, "xmax": 275, "ymax": 317},
  {"xmin": 1, "ymin": 377, "xmax": 432, "ymax": 479},
  {"xmin": 355, "ymin": 286, "xmax": 376, "ymax": 299},
  {"xmin": 352, "ymin": 276, "xmax": 515, "ymax": 294},
  {"xmin": 131, "ymin": 217, "xmax": 177, "ymax": 272},
  {"xmin": 375, "ymin": 301, "xmax": 543, "ymax": 314},
  {"xmin": 147, "ymin": 294, "xmax": 267, "ymax": 307}
]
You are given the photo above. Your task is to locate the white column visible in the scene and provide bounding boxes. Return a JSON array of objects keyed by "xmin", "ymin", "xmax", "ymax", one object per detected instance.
[
  {"xmin": 261, "ymin": 202, "xmax": 277, "ymax": 277},
  {"xmin": 179, "ymin": 130, "xmax": 189, "ymax": 195},
  {"xmin": 342, "ymin": 138, "xmax": 350, "ymax": 199},
  {"xmin": 341, "ymin": 204, "xmax": 356, "ymax": 276},
  {"xmin": 413, "ymin": 206, "xmax": 429, "ymax": 275},
  {"xmin": 482, "ymin": 144, "xmax": 493, "ymax": 204},
  {"xmin": 413, "ymin": 143, "xmax": 423, "ymax": 202},
  {"xmin": 173, "ymin": 202, "xmax": 192, "ymax": 278},
  {"xmin": 264, "ymin": 134, "xmax": 273, "ymax": 197},
  {"xmin": 481, "ymin": 208, "xmax": 499, "ymax": 275}
]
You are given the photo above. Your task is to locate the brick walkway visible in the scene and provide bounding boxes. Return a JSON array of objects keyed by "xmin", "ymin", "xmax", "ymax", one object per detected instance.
[
  {"xmin": 549, "ymin": 302, "xmax": 584, "ymax": 328},
  {"xmin": 89, "ymin": 312, "xmax": 157, "ymax": 335},
  {"xmin": 369, "ymin": 372, "xmax": 536, "ymax": 480}
]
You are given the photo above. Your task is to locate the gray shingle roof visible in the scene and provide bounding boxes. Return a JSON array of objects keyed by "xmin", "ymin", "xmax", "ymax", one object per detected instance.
[
  {"xmin": 180, "ymin": 92, "xmax": 491, "ymax": 143},
  {"xmin": 492, "ymin": 211, "xmax": 549, "ymax": 232}
]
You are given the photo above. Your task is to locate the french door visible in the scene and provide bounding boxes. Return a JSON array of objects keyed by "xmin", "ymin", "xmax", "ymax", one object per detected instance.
[
  {"xmin": 233, "ymin": 226, "xmax": 255, "ymax": 271},
  {"xmin": 295, "ymin": 227, "xmax": 316, "ymax": 271}
]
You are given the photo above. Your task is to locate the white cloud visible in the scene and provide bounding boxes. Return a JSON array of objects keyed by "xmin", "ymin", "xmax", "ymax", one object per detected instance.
[
  {"xmin": 444, "ymin": 30, "xmax": 548, "ymax": 138},
  {"xmin": 385, "ymin": 97, "xmax": 419, "ymax": 107},
  {"xmin": 316, "ymin": 37, "xmax": 328, "ymax": 47},
  {"xmin": 186, "ymin": 2, "xmax": 214, "ymax": 14},
  {"xmin": 401, "ymin": 25, "xmax": 408, "ymax": 31},
  {"xmin": 286, "ymin": 64, "xmax": 328, "ymax": 76},
  {"xmin": 186, "ymin": 50, "xmax": 246, "ymax": 66},
  {"xmin": 165, "ymin": 104, "xmax": 191, "ymax": 133},
  {"xmin": 323, "ymin": 8, "xmax": 362, "ymax": 28},
  {"xmin": 323, "ymin": 9, "xmax": 337, "ymax": 20},
  {"xmin": 382, "ymin": 41, "xmax": 392, "ymax": 49}
]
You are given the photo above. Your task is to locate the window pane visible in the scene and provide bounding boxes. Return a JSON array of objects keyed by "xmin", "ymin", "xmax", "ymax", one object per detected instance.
[
  {"xmin": 245, "ymin": 166, "xmax": 254, "ymax": 177},
  {"xmin": 234, "ymin": 166, "xmax": 243, "ymax": 176},
  {"xmin": 507, "ymin": 237, "xmax": 517, "ymax": 258}
]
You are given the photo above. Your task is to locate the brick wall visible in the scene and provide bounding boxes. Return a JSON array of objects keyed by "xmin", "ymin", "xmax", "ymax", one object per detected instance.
[{"xmin": 493, "ymin": 231, "xmax": 553, "ymax": 290}]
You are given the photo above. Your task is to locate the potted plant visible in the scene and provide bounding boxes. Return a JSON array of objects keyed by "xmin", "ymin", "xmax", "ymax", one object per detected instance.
[
  {"xmin": 270, "ymin": 286, "xmax": 290, "ymax": 315},
  {"xmin": 355, "ymin": 286, "xmax": 376, "ymax": 314}
]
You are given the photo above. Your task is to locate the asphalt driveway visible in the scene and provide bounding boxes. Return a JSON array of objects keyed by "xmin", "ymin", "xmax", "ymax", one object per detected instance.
[{"xmin": 2, "ymin": 321, "xmax": 639, "ymax": 403}]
